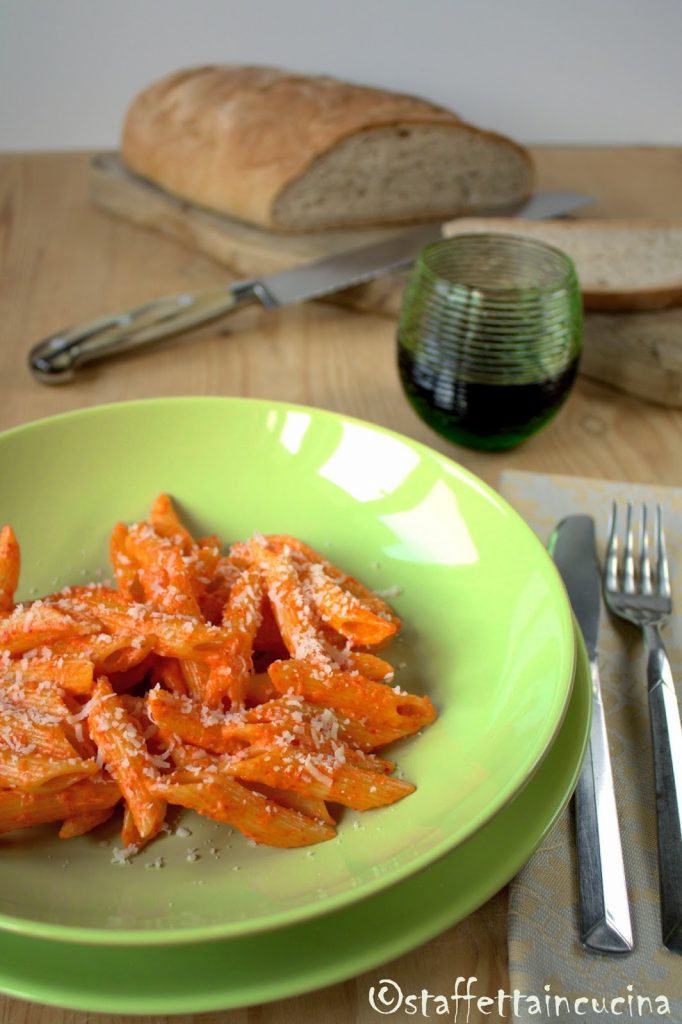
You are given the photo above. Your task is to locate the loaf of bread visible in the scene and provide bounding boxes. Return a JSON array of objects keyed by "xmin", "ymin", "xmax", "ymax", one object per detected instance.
[
  {"xmin": 443, "ymin": 218, "xmax": 682, "ymax": 311},
  {"xmin": 121, "ymin": 65, "xmax": 533, "ymax": 232}
]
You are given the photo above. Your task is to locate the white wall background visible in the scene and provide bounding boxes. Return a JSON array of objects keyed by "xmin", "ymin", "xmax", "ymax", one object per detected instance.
[{"xmin": 1, "ymin": 0, "xmax": 680, "ymax": 150}]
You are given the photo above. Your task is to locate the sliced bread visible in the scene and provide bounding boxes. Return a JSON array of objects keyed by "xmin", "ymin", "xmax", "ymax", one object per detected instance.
[
  {"xmin": 580, "ymin": 307, "xmax": 682, "ymax": 406},
  {"xmin": 442, "ymin": 218, "xmax": 682, "ymax": 311}
]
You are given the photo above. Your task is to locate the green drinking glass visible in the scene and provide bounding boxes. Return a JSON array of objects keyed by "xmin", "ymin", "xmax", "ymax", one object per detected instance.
[{"xmin": 397, "ymin": 233, "xmax": 583, "ymax": 451}]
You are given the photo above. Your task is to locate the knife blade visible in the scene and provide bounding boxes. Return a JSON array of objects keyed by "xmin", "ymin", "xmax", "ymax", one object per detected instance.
[
  {"xmin": 550, "ymin": 514, "xmax": 633, "ymax": 954},
  {"xmin": 29, "ymin": 190, "xmax": 593, "ymax": 383}
]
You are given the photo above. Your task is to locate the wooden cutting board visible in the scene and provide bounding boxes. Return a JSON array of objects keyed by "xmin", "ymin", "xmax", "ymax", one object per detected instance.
[
  {"xmin": 89, "ymin": 153, "xmax": 682, "ymax": 407},
  {"xmin": 89, "ymin": 153, "xmax": 413, "ymax": 316}
]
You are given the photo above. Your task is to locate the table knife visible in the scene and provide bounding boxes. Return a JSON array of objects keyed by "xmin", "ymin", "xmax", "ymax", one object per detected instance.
[
  {"xmin": 549, "ymin": 514, "xmax": 634, "ymax": 954},
  {"xmin": 29, "ymin": 190, "xmax": 592, "ymax": 383}
]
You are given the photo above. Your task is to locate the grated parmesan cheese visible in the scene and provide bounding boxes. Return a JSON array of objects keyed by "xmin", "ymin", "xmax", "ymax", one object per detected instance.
[
  {"xmin": 110, "ymin": 845, "xmax": 138, "ymax": 866},
  {"xmin": 373, "ymin": 585, "xmax": 403, "ymax": 599}
]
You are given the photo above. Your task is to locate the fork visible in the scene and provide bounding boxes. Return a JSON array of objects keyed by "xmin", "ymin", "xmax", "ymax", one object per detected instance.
[{"xmin": 604, "ymin": 503, "xmax": 682, "ymax": 953}]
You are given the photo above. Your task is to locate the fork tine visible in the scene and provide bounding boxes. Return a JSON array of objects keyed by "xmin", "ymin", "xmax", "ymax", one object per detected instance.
[
  {"xmin": 623, "ymin": 502, "xmax": 636, "ymax": 594},
  {"xmin": 640, "ymin": 504, "xmax": 653, "ymax": 595},
  {"xmin": 605, "ymin": 501, "xmax": 619, "ymax": 590},
  {"xmin": 655, "ymin": 504, "xmax": 672, "ymax": 598}
]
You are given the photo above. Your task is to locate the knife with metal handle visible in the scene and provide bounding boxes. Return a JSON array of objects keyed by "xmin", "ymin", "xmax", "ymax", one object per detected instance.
[
  {"xmin": 550, "ymin": 515, "xmax": 634, "ymax": 954},
  {"xmin": 29, "ymin": 191, "xmax": 592, "ymax": 383}
]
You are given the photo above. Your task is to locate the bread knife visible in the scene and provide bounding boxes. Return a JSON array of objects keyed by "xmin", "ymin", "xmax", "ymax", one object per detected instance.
[
  {"xmin": 549, "ymin": 514, "xmax": 634, "ymax": 954},
  {"xmin": 29, "ymin": 191, "xmax": 592, "ymax": 383}
]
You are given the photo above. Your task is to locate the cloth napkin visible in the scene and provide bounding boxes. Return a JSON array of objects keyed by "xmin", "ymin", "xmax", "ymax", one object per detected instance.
[{"xmin": 500, "ymin": 471, "xmax": 682, "ymax": 1023}]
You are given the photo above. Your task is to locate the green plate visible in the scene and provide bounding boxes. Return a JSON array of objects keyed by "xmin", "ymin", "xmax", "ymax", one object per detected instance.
[
  {"xmin": 0, "ymin": 626, "xmax": 589, "ymax": 1014},
  {"xmin": 0, "ymin": 398, "xmax": 575, "ymax": 945}
]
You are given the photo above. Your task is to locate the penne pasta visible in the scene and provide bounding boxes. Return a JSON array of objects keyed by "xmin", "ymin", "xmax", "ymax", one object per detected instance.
[
  {"xmin": 110, "ymin": 522, "xmax": 144, "ymax": 602},
  {"xmin": 0, "ymin": 677, "xmax": 95, "ymax": 759},
  {"xmin": 223, "ymin": 748, "xmax": 415, "ymax": 810},
  {"xmin": 179, "ymin": 659, "xmax": 210, "ymax": 703},
  {"xmin": 148, "ymin": 494, "xmax": 194, "ymax": 552},
  {"xmin": 58, "ymin": 805, "xmax": 116, "ymax": 839},
  {"xmin": 0, "ymin": 748, "xmax": 98, "ymax": 791},
  {"xmin": 0, "ymin": 776, "xmax": 121, "ymax": 834},
  {"xmin": 121, "ymin": 803, "xmax": 147, "ymax": 849},
  {"xmin": 0, "ymin": 604, "xmax": 100, "ymax": 655},
  {"xmin": 0, "ymin": 655, "xmax": 95, "ymax": 696},
  {"xmin": 241, "ymin": 544, "xmax": 333, "ymax": 668},
  {"xmin": 153, "ymin": 772, "xmax": 335, "ymax": 848},
  {"xmin": 50, "ymin": 590, "xmax": 226, "ymax": 661},
  {"xmin": 46, "ymin": 632, "xmax": 151, "ymax": 678},
  {"xmin": 205, "ymin": 565, "xmax": 264, "ymax": 708},
  {"xmin": 0, "ymin": 698, "xmax": 82, "ymax": 761},
  {"xmin": 193, "ymin": 551, "xmax": 238, "ymax": 623},
  {"xmin": 145, "ymin": 685, "xmax": 244, "ymax": 756},
  {"xmin": 126, "ymin": 524, "xmax": 201, "ymax": 618},
  {"xmin": 345, "ymin": 651, "xmax": 396, "ymax": 682},
  {"xmin": 302, "ymin": 561, "xmax": 398, "ymax": 647},
  {"xmin": 0, "ymin": 525, "xmax": 20, "ymax": 616},
  {"xmin": 244, "ymin": 696, "xmax": 396, "ymax": 763},
  {"xmin": 87, "ymin": 678, "xmax": 167, "ymax": 841},
  {"xmin": 261, "ymin": 535, "xmax": 402, "ymax": 629},
  {"xmin": 267, "ymin": 657, "xmax": 436, "ymax": 749},
  {"xmin": 0, "ymin": 496, "xmax": 435, "ymax": 851},
  {"xmin": 245, "ymin": 783, "xmax": 336, "ymax": 825}
]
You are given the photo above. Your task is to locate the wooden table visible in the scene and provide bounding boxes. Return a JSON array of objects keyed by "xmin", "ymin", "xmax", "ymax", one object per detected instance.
[{"xmin": 0, "ymin": 146, "xmax": 681, "ymax": 1024}]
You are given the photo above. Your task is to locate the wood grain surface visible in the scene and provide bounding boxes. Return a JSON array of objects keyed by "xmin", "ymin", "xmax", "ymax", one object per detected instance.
[{"xmin": 0, "ymin": 146, "xmax": 681, "ymax": 1024}]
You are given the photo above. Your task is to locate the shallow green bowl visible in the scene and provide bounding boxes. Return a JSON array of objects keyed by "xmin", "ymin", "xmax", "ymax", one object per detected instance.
[{"xmin": 0, "ymin": 397, "xmax": 574, "ymax": 946}]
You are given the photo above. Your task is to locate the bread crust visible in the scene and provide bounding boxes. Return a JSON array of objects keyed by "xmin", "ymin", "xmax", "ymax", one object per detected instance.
[
  {"xmin": 582, "ymin": 288, "xmax": 682, "ymax": 311},
  {"xmin": 121, "ymin": 65, "xmax": 533, "ymax": 231}
]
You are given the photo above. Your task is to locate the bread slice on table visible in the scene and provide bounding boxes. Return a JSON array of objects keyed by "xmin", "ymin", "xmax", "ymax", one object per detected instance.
[
  {"xmin": 443, "ymin": 218, "xmax": 682, "ymax": 311},
  {"xmin": 121, "ymin": 65, "xmax": 533, "ymax": 232},
  {"xmin": 580, "ymin": 307, "xmax": 682, "ymax": 406}
]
